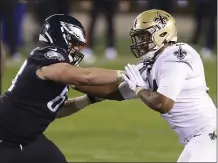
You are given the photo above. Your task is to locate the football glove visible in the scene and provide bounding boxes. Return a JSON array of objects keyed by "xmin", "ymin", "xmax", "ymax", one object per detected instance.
[{"xmin": 123, "ymin": 64, "xmax": 150, "ymax": 94}]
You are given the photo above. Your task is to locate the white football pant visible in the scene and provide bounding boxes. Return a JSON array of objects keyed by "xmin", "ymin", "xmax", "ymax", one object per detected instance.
[{"xmin": 177, "ymin": 127, "xmax": 216, "ymax": 162}]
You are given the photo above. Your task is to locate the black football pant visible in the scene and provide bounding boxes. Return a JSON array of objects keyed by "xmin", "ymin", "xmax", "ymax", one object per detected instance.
[
  {"xmin": 34, "ymin": 0, "xmax": 71, "ymax": 27},
  {"xmin": 88, "ymin": 0, "xmax": 118, "ymax": 48},
  {"xmin": 192, "ymin": 0, "xmax": 217, "ymax": 49},
  {"xmin": 0, "ymin": 0, "xmax": 17, "ymax": 56},
  {"xmin": 0, "ymin": 134, "xmax": 67, "ymax": 163}
]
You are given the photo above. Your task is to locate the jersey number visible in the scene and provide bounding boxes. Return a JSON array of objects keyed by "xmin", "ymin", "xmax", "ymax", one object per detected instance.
[
  {"xmin": 47, "ymin": 86, "xmax": 68, "ymax": 112},
  {"xmin": 8, "ymin": 58, "xmax": 68, "ymax": 112}
]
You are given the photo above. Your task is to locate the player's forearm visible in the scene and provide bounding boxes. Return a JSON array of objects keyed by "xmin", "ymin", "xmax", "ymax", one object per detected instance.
[
  {"xmin": 81, "ymin": 68, "xmax": 123, "ymax": 86},
  {"xmin": 104, "ymin": 89, "xmax": 125, "ymax": 101},
  {"xmin": 74, "ymin": 84, "xmax": 125, "ymax": 101},
  {"xmin": 56, "ymin": 98, "xmax": 84, "ymax": 118},
  {"xmin": 74, "ymin": 83, "xmax": 120, "ymax": 97},
  {"xmin": 56, "ymin": 99, "xmax": 78, "ymax": 118},
  {"xmin": 63, "ymin": 68, "xmax": 123, "ymax": 86},
  {"xmin": 56, "ymin": 95, "xmax": 90, "ymax": 118},
  {"xmin": 56, "ymin": 95, "xmax": 104, "ymax": 118},
  {"xmin": 39, "ymin": 63, "xmax": 123, "ymax": 86},
  {"xmin": 136, "ymin": 89, "xmax": 172, "ymax": 114}
]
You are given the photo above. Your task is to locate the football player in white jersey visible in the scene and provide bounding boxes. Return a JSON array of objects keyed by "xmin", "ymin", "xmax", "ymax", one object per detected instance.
[{"xmin": 57, "ymin": 9, "xmax": 217, "ymax": 162}]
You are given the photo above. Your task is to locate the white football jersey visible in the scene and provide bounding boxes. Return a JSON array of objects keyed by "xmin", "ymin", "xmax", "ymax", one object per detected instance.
[
  {"xmin": 119, "ymin": 43, "xmax": 216, "ymax": 144},
  {"xmin": 146, "ymin": 43, "xmax": 216, "ymax": 144}
]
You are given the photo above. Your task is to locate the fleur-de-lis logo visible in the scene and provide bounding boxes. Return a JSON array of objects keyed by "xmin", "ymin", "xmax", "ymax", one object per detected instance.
[
  {"xmin": 173, "ymin": 46, "xmax": 187, "ymax": 60},
  {"xmin": 209, "ymin": 130, "xmax": 217, "ymax": 140},
  {"xmin": 153, "ymin": 12, "xmax": 168, "ymax": 28}
]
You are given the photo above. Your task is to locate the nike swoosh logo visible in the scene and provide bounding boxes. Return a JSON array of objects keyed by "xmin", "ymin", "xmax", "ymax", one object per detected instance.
[{"xmin": 193, "ymin": 134, "xmax": 201, "ymax": 137}]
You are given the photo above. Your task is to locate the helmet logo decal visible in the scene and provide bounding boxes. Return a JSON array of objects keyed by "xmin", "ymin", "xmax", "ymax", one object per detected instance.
[
  {"xmin": 60, "ymin": 21, "xmax": 86, "ymax": 43},
  {"xmin": 153, "ymin": 12, "xmax": 168, "ymax": 28},
  {"xmin": 173, "ymin": 46, "xmax": 187, "ymax": 60}
]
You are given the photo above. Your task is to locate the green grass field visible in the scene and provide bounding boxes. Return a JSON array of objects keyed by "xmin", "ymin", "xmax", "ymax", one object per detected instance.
[{"xmin": 2, "ymin": 38, "xmax": 217, "ymax": 162}]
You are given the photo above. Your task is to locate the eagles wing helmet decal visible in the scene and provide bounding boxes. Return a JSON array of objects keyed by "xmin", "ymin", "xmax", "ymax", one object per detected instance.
[{"xmin": 60, "ymin": 21, "xmax": 86, "ymax": 43}]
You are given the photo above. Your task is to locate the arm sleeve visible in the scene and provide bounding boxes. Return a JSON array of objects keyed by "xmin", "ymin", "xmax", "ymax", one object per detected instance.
[
  {"xmin": 119, "ymin": 82, "xmax": 138, "ymax": 100},
  {"xmin": 156, "ymin": 61, "xmax": 190, "ymax": 101}
]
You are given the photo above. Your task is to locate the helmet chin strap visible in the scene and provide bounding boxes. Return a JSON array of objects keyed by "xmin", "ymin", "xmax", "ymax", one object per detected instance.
[
  {"xmin": 142, "ymin": 49, "xmax": 158, "ymax": 61},
  {"xmin": 143, "ymin": 39, "xmax": 171, "ymax": 61}
]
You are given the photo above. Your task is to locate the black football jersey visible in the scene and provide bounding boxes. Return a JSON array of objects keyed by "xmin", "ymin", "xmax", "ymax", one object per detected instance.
[{"xmin": 0, "ymin": 46, "xmax": 70, "ymax": 144}]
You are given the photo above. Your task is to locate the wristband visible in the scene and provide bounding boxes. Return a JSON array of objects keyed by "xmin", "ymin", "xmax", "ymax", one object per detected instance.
[
  {"xmin": 74, "ymin": 95, "xmax": 91, "ymax": 110},
  {"xmin": 135, "ymin": 87, "xmax": 145, "ymax": 95},
  {"xmin": 116, "ymin": 70, "xmax": 124, "ymax": 83}
]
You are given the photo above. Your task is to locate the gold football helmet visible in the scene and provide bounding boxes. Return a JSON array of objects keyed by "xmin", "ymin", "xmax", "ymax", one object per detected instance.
[{"xmin": 130, "ymin": 9, "xmax": 177, "ymax": 59}]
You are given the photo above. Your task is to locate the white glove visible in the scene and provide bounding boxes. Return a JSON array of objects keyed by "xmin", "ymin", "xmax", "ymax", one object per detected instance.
[{"xmin": 123, "ymin": 64, "xmax": 150, "ymax": 93}]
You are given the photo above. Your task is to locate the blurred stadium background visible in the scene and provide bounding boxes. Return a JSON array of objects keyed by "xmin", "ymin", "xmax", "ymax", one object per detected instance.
[{"xmin": 0, "ymin": 0, "xmax": 217, "ymax": 162}]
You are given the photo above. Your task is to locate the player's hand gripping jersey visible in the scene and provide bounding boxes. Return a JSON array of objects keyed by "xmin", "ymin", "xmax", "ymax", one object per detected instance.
[{"xmin": 0, "ymin": 46, "xmax": 71, "ymax": 144}]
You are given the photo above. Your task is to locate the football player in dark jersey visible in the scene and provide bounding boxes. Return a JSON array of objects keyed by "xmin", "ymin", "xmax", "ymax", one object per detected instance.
[{"xmin": 0, "ymin": 14, "xmax": 123, "ymax": 163}]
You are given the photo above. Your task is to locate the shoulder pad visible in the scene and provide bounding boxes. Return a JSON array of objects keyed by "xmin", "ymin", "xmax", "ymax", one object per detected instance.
[
  {"xmin": 44, "ymin": 50, "xmax": 65, "ymax": 62},
  {"xmin": 159, "ymin": 43, "xmax": 194, "ymax": 65},
  {"xmin": 28, "ymin": 46, "xmax": 70, "ymax": 66}
]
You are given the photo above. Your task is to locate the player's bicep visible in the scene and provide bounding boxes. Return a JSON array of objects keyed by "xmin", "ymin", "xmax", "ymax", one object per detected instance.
[
  {"xmin": 36, "ymin": 62, "xmax": 67, "ymax": 80},
  {"xmin": 157, "ymin": 62, "xmax": 189, "ymax": 101}
]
